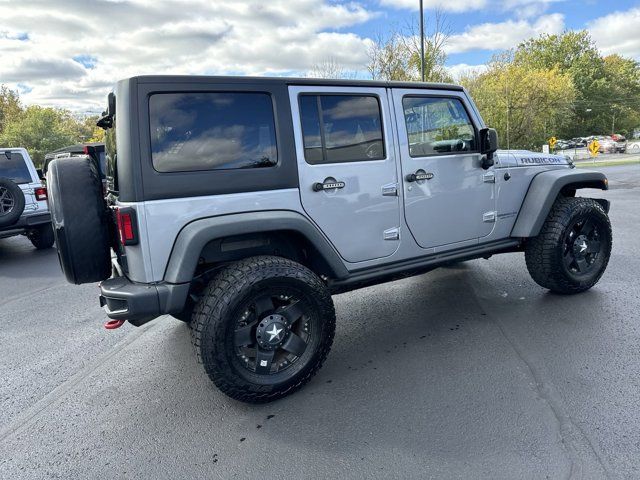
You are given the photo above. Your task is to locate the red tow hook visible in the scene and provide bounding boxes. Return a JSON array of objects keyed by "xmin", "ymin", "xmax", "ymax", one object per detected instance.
[{"xmin": 104, "ymin": 319, "xmax": 126, "ymax": 330}]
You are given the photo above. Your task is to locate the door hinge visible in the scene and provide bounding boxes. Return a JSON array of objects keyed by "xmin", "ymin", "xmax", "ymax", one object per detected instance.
[
  {"xmin": 483, "ymin": 211, "xmax": 497, "ymax": 223},
  {"xmin": 483, "ymin": 171, "xmax": 496, "ymax": 183},
  {"xmin": 383, "ymin": 227, "xmax": 400, "ymax": 240},
  {"xmin": 381, "ymin": 183, "xmax": 398, "ymax": 196}
]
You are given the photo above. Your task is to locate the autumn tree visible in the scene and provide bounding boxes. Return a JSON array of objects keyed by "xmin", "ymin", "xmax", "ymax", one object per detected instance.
[{"xmin": 462, "ymin": 57, "xmax": 576, "ymax": 150}]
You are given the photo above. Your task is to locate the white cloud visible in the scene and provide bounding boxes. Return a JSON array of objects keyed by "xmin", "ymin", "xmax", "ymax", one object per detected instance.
[
  {"xmin": 446, "ymin": 63, "xmax": 488, "ymax": 80},
  {"xmin": 0, "ymin": 0, "xmax": 377, "ymax": 111},
  {"xmin": 445, "ymin": 13, "xmax": 565, "ymax": 54},
  {"xmin": 379, "ymin": 0, "xmax": 487, "ymax": 13},
  {"xmin": 589, "ymin": 7, "xmax": 640, "ymax": 60},
  {"xmin": 502, "ymin": 0, "xmax": 565, "ymax": 19}
]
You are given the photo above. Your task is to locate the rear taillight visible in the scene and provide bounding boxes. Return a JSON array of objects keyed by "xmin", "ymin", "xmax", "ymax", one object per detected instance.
[
  {"xmin": 34, "ymin": 186, "xmax": 47, "ymax": 201},
  {"xmin": 115, "ymin": 207, "xmax": 138, "ymax": 246},
  {"xmin": 83, "ymin": 145, "xmax": 90, "ymax": 154}
]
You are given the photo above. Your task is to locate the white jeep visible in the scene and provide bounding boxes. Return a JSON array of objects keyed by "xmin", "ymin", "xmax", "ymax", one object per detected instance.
[{"xmin": 0, "ymin": 148, "xmax": 54, "ymax": 249}]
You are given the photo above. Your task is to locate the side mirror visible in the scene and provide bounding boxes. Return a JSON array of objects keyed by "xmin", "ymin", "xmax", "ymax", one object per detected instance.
[{"xmin": 479, "ymin": 127, "xmax": 499, "ymax": 169}]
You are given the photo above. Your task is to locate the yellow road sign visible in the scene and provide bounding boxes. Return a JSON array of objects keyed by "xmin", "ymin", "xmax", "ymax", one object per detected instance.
[
  {"xmin": 549, "ymin": 136, "xmax": 557, "ymax": 149},
  {"xmin": 588, "ymin": 140, "xmax": 600, "ymax": 157}
]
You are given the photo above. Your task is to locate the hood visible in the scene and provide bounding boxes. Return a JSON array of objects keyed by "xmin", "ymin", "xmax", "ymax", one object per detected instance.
[{"xmin": 495, "ymin": 149, "xmax": 571, "ymax": 168}]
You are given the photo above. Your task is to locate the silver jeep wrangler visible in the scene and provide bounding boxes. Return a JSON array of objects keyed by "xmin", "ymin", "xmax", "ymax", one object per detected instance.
[{"xmin": 47, "ymin": 76, "xmax": 611, "ymax": 403}]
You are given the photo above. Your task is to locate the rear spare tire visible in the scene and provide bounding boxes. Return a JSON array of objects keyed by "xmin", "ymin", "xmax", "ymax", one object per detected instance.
[
  {"xmin": 0, "ymin": 177, "xmax": 25, "ymax": 227},
  {"xmin": 47, "ymin": 157, "xmax": 111, "ymax": 284}
]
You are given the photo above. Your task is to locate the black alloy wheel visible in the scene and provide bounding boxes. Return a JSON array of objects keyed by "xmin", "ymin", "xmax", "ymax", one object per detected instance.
[
  {"xmin": 191, "ymin": 256, "xmax": 336, "ymax": 403},
  {"xmin": 234, "ymin": 291, "xmax": 315, "ymax": 376},
  {"xmin": 562, "ymin": 216, "xmax": 605, "ymax": 277}
]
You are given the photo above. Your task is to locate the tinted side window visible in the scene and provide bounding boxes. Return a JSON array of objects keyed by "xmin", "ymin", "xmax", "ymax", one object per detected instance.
[
  {"xmin": 402, "ymin": 97, "xmax": 476, "ymax": 157},
  {"xmin": 300, "ymin": 94, "xmax": 385, "ymax": 164},
  {"xmin": 149, "ymin": 92, "xmax": 277, "ymax": 172},
  {"xmin": 0, "ymin": 152, "xmax": 32, "ymax": 184}
]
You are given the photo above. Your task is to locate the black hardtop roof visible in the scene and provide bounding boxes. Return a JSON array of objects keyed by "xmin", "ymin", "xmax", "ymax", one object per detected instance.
[{"xmin": 126, "ymin": 75, "xmax": 464, "ymax": 92}]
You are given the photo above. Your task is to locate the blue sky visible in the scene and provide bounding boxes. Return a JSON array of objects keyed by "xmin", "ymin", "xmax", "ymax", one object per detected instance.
[
  {"xmin": 0, "ymin": 0, "xmax": 638, "ymax": 111},
  {"xmin": 351, "ymin": 0, "xmax": 640, "ymax": 66}
]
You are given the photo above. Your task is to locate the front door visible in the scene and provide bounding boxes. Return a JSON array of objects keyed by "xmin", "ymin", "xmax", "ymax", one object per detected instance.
[
  {"xmin": 290, "ymin": 86, "xmax": 400, "ymax": 263},
  {"xmin": 391, "ymin": 89, "xmax": 495, "ymax": 250}
]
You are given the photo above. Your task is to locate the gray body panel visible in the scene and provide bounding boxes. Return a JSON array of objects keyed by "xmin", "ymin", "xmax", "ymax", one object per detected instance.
[
  {"xmin": 390, "ymin": 88, "xmax": 495, "ymax": 250},
  {"xmin": 289, "ymin": 86, "xmax": 401, "ymax": 263}
]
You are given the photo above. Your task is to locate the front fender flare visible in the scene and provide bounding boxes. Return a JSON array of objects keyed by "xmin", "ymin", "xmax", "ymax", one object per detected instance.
[{"xmin": 511, "ymin": 169, "xmax": 608, "ymax": 238}]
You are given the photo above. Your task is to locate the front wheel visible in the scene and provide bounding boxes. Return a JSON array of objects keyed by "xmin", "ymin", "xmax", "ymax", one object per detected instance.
[
  {"xmin": 191, "ymin": 256, "xmax": 336, "ymax": 403},
  {"xmin": 525, "ymin": 197, "xmax": 612, "ymax": 294}
]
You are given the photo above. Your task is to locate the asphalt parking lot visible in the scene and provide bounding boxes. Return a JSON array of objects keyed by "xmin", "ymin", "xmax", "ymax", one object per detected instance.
[{"xmin": 1, "ymin": 164, "xmax": 639, "ymax": 479}]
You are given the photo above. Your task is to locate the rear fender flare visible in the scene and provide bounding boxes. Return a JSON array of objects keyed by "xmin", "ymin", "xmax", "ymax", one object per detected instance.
[{"xmin": 163, "ymin": 210, "xmax": 349, "ymax": 284}]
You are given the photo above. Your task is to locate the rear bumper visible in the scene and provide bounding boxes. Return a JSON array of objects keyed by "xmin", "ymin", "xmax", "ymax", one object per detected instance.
[
  {"xmin": 0, "ymin": 213, "xmax": 51, "ymax": 238},
  {"xmin": 99, "ymin": 274, "xmax": 190, "ymax": 327}
]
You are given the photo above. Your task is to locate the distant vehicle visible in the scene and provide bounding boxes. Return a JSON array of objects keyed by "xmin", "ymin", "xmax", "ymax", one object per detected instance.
[
  {"xmin": 611, "ymin": 134, "xmax": 627, "ymax": 153},
  {"xmin": 555, "ymin": 139, "xmax": 575, "ymax": 150},
  {"xmin": 628, "ymin": 140, "xmax": 640, "ymax": 151},
  {"xmin": 43, "ymin": 142, "xmax": 105, "ymax": 178},
  {"xmin": 595, "ymin": 136, "xmax": 616, "ymax": 153},
  {"xmin": 572, "ymin": 138, "xmax": 587, "ymax": 147},
  {"xmin": 0, "ymin": 148, "xmax": 54, "ymax": 249}
]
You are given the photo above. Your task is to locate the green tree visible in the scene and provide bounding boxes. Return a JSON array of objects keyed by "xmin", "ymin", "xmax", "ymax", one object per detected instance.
[
  {"xmin": 0, "ymin": 85, "xmax": 23, "ymax": 135},
  {"xmin": 462, "ymin": 59, "xmax": 576, "ymax": 150},
  {"xmin": 595, "ymin": 55, "xmax": 640, "ymax": 135},
  {"xmin": 513, "ymin": 31, "xmax": 608, "ymax": 137},
  {"xmin": 0, "ymin": 106, "xmax": 78, "ymax": 166}
]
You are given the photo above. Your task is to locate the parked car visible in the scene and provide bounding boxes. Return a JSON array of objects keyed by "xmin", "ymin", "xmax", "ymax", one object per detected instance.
[
  {"xmin": 628, "ymin": 140, "xmax": 640, "ymax": 151},
  {"xmin": 48, "ymin": 76, "xmax": 611, "ymax": 403},
  {"xmin": 595, "ymin": 136, "xmax": 616, "ymax": 153},
  {"xmin": 611, "ymin": 134, "xmax": 627, "ymax": 153},
  {"xmin": 43, "ymin": 142, "xmax": 105, "ymax": 178},
  {"xmin": 0, "ymin": 148, "xmax": 54, "ymax": 249}
]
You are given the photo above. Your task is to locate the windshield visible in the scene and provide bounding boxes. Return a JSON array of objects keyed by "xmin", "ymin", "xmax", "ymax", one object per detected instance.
[{"xmin": 0, "ymin": 151, "xmax": 32, "ymax": 184}]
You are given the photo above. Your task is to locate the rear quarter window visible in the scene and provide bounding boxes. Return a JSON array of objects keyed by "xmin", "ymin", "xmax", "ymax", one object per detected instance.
[
  {"xmin": 149, "ymin": 92, "xmax": 278, "ymax": 173},
  {"xmin": 0, "ymin": 152, "xmax": 32, "ymax": 184}
]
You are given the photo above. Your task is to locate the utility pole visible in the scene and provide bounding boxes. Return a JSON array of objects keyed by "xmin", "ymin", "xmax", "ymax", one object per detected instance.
[{"xmin": 420, "ymin": 0, "xmax": 425, "ymax": 82}]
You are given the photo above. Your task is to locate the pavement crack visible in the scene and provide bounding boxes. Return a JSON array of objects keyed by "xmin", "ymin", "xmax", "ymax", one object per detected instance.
[{"xmin": 465, "ymin": 275, "xmax": 613, "ymax": 480}]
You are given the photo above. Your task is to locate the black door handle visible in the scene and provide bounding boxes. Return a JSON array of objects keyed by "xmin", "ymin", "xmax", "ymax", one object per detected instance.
[
  {"xmin": 406, "ymin": 170, "xmax": 434, "ymax": 182},
  {"xmin": 313, "ymin": 180, "xmax": 345, "ymax": 191}
]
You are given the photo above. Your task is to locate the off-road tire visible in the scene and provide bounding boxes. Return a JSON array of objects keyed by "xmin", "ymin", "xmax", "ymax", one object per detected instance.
[
  {"xmin": 191, "ymin": 256, "xmax": 336, "ymax": 403},
  {"xmin": 525, "ymin": 197, "xmax": 612, "ymax": 294},
  {"xmin": 46, "ymin": 157, "xmax": 111, "ymax": 284},
  {"xmin": 28, "ymin": 223, "xmax": 55, "ymax": 249},
  {"xmin": 0, "ymin": 177, "xmax": 25, "ymax": 227}
]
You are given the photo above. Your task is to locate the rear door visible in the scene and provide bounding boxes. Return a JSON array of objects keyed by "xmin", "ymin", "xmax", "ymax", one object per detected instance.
[
  {"xmin": 391, "ymin": 89, "xmax": 495, "ymax": 250},
  {"xmin": 290, "ymin": 86, "xmax": 400, "ymax": 263}
]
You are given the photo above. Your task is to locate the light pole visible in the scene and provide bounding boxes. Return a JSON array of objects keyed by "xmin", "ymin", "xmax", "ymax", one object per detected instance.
[{"xmin": 419, "ymin": 0, "xmax": 425, "ymax": 82}]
